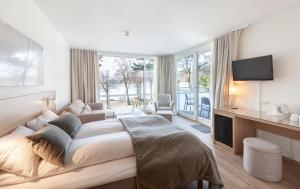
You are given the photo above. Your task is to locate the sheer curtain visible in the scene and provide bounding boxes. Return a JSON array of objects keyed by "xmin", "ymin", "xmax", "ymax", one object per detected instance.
[
  {"xmin": 70, "ymin": 49, "xmax": 99, "ymax": 103},
  {"xmin": 212, "ymin": 29, "xmax": 242, "ymax": 109},
  {"xmin": 156, "ymin": 56, "xmax": 176, "ymax": 99}
]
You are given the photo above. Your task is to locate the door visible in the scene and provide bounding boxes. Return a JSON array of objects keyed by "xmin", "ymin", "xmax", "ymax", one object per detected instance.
[
  {"xmin": 196, "ymin": 51, "xmax": 212, "ymax": 125},
  {"xmin": 176, "ymin": 55, "xmax": 196, "ymax": 120}
]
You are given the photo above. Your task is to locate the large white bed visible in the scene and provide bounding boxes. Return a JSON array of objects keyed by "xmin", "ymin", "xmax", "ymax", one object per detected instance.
[
  {"xmin": 0, "ymin": 119, "xmax": 138, "ymax": 188},
  {"xmin": 0, "ymin": 157, "xmax": 136, "ymax": 189},
  {"xmin": 0, "ymin": 91, "xmax": 138, "ymax": 189},
  {"xmin": 0, "ymin": 91, "xmax": 221, "ymax": 189}
]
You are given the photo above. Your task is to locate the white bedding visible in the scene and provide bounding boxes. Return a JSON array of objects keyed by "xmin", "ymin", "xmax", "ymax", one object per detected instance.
[
  {"xmin": 0, "ymin": 120, "xmax": 135, "ymax": 188},
  {"xmin": 75, "ymin": 119, "xmax": 125, "ymax": 139},
  {"xmin": 0, "ymin": 157, "xmax": 136, "ymax": 189}
]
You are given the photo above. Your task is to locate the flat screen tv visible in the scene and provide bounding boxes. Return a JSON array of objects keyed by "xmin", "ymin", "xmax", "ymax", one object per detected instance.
[{"xmin": 232, "ymin": 55, "xmax": 273, "ymax": 81}]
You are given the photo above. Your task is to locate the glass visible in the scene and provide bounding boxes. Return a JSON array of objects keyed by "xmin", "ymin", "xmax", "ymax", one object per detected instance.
[
  {"xmin": 176, "ymin": 55, "xmax": 195, "ymax": 115},
  {"xmin": 143, "ymin": 58, "xmax": 154, "ymax": 107},
  {"xmin": 197, "ymin": 51, "xmax": 212, "ymax": 119},
  {"xmin": 99, "ymin": 56, "xmax": 154, "ymax": 111}
]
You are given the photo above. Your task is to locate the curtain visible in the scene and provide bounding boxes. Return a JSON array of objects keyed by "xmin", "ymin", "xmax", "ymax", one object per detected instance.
[
  {"xmin": 157, "ymin": 56, "xmax": 176, "ymax": 99},
  {"xmin": 212, "ymin": 29, "xmax": 242, "ymax": 109},
  {"xmin": 70, "ymin": 49, "xmax": 99, "ymax": 103}
]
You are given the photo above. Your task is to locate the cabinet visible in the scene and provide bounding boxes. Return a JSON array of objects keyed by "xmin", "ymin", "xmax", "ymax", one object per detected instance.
[{"xmin": 214, "ymin": 114, "xmax": 233, "ymax": 148}]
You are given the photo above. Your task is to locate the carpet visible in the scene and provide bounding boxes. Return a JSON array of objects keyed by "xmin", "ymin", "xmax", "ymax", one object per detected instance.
[{"xmin": 191, "ymin": 123, "xmax": 211, "ymax": 134}]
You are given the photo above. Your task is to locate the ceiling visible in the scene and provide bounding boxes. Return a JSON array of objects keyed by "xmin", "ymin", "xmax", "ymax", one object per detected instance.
[{"xmin": 35, "ymin": 0, "xmax": 300, "ymax": 56}]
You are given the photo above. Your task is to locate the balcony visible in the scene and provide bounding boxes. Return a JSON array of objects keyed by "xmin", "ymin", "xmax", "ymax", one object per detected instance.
[{"xmin": 176, "ymin": 87, "xmax": 211, "ymax": 119}]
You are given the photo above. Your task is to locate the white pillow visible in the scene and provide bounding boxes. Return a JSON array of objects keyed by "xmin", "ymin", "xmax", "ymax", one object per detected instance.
[
  {"xmin": 81, "ymin": 104, "xmax": 92, "ymax": 114},
  {"xmin": 0, "ymin": 126, "xmax": 40, "ymax": 177},
  {"xmin": 66, "ymin": 132, "xmax": 134, "ymax": 168},
  {"xmin": 26, "ymin": 110, "xmax": 59, "ymax": 131},
  {"xmin": 43, "ymin": 109, "xmax": 59, "ymax": 120}
]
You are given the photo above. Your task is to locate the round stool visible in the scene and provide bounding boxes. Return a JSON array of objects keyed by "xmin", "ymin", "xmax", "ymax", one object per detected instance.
[{"xmin": 243, "ymin": 137, "xmax": 282, "ymax": 182}]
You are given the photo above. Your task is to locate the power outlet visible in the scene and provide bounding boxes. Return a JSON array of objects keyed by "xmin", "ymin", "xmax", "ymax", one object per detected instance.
[{"xmin": 260, "ymin": 100, "xmax": 271, "ymax": 105}]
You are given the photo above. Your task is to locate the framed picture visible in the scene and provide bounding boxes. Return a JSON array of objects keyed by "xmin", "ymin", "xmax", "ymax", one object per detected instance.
[{"xmin": 0, "ymin": 21, "xmax": 43, "ymax": 86}]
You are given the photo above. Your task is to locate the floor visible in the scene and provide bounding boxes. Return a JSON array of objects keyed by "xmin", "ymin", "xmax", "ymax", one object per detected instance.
[{"xmin": 173, "ymin": 116, "xmax": 300, "ymax": 189}]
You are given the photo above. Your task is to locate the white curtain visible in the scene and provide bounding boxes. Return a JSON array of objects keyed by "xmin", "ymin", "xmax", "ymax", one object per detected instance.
[
  {"xmin": 70, "ymin": 49, "xmax": 99, "ymax": 103},
  {"xmin": 212, "ymin": 29, "xmax": 242, "ymax": 109},
  {"xmin": 156, "ymin": 56, "xmax": 176, "ymax": 100}
]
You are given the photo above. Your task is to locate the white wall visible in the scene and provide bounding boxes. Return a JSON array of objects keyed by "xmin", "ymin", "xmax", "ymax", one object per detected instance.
[
  {"xmin": 0, "ymin": 0, "xmax": 70, "ymax": 110},
  {"xmin": 237, "ymin": 6, "xmax": 300, "ymax": 161}
]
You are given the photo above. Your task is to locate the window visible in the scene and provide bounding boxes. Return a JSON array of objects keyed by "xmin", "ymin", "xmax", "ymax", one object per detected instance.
[
  {"xmin": 175, "ymin": 47, "xmax": 212, "ymax": 123},
  {"xmin": 99, "ymin": 56, "xmax": 154, "ymax": 110},
  {"xmin": 176, "ymin": 55, "xmax": 195, "ymax": 115},
  {"xmin": 197, "ymin": 51, "xmax": 212, "ymax": 120}
]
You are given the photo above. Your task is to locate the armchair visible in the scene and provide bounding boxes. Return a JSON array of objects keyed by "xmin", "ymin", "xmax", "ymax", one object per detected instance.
[{"xmin": 154, "ymin": 94, "xmax": 175, "ymax": 113}]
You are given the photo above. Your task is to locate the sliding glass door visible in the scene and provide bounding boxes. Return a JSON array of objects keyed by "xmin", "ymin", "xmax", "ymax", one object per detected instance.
[
  {"xmin": 197, "ymin": 51, "xmax": 212, "ymax": 125},
  {"xmin": 176, "ymin": 55, "xmax": 196, "ymax": 119},
  {"xmin": 176, "ymin": 47, "xmax": 212, "ymax": 125}
]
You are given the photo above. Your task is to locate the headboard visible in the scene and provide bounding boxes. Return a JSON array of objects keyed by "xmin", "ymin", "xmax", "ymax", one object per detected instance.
[{"xmin": 0, "ymin": 91, "xmax": 56, "ymax": 137}]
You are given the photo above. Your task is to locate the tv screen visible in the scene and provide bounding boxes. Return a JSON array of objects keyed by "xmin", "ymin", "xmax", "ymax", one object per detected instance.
[{"xmin": 232, "ymin": 55, "xmax": 273, "ymax": 81}]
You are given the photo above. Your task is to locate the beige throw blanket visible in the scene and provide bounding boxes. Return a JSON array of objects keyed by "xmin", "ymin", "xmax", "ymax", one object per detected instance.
[{"xmin": 120, "ymin": 115, "xmax": 223, "ymax": 189}]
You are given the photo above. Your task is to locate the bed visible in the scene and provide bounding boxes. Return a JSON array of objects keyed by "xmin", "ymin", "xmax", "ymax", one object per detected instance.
[{"xmin": 0, "ymin": 91, "xmax": 222, "ymax": 189}]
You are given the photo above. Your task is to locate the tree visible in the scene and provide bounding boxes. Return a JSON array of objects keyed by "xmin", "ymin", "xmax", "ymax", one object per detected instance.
[
  {"xmin": 130, "ymin": 71, "xmax": 143, "ymax": 101},
  {"xmin": 115, "ymin": 58, "xmax": 132, "ymax": 105},
  {"xmin": 100, "ymin": 70, "xmax": 112, "ymax": 108},
  {"xmin": 131, "ymin": 62, "xmax": 144, "ymax": 101},
  {"xmin": 198, "ymin": 52, "xmax": 212, "ymax": 90},
  {"xmin": 198, "ymin": 75, "xmax": 210, "ymax": 89},
  {"xmin": 131, "ymin": 61, "xmax": 154, "ymax": 102},
  {"xmin": 178, "ymin": 57, "xmax": 192, "ymax": 87}
]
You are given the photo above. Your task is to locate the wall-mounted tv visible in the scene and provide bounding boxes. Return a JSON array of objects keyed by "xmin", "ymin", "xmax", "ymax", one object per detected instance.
[{"xmin": 232, "ymin": 55, "xmax": 273, "ymax": 81}]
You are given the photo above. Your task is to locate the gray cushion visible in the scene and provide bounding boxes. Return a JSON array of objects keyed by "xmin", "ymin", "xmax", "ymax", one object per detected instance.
[
  {"xmin": 27, "ymin": 125, "xmax": 72, "ymax": 166},
  {"xmin": 158, "ymin": 106, "xmax": 172, "ymax": 110},
  {"xmin": 157, "ymin": 94, "xmax": 171, "ymax": 107},
  {"xmin": 49, "ymin": 114, "xmax": 81, "ymax": 138}
]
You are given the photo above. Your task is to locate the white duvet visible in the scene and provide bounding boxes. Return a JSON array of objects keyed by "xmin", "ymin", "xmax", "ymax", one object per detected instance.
[
  {"xmin": 75, "ymin": 119, "xmax": 125, "ymax": 139},
  {"xmin": 0, "ymin": 120, "xmax": 134, "ymax": 186}
]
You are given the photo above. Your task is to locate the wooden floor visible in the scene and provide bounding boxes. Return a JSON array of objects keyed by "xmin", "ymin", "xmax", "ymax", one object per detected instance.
[{"xmin": 173, "ymin": 116, "xmax": 300, "ymax": 189}]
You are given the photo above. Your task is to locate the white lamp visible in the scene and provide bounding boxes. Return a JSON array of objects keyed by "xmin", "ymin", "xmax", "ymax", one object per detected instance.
[{"xmin": 229, "ymin": 82, "xmax": 239, "ymax": 109}]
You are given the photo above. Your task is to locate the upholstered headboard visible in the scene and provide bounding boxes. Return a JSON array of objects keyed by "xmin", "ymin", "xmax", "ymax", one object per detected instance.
[{"xmin": 0, "ymin": 91, "xmax": 56, "ymax": 137}]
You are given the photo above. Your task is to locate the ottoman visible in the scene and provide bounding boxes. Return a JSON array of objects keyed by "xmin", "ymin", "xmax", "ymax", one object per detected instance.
[
  {"xmin": 156, "ymin": 110, "xmax": 173, "ymax": 122},
  {"xmin": 243, "ymin": 137, "xmax": 282, "ymax": 182}
]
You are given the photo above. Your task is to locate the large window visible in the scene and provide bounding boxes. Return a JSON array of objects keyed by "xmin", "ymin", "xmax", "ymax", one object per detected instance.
[
  {"xmin": 176, "ymin": 55, "xmax": 195, "ymax": 115},
  {"xmin": 99, "ymin": 56, "xmax": 154, "ymax": 110},
  {"xmin": 176, "ymin": 47, "xmax": 212, "ymax": 124}
]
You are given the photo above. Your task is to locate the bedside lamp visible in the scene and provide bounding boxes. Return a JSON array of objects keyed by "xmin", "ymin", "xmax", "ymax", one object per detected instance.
[
  {"xmin": 46, "ymin": 97, "xmax": 56, "ymax": 111},
  {"xmin": 229, "ymin": 82, "xmax": 239, "ymax": 109}
]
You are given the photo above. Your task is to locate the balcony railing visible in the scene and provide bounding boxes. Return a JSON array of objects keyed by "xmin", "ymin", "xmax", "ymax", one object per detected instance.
[
  {"xmin": 99, "ymin": 93, "xmax": 153, "ymax": 110},
  {"xmin": 176, "ymin": 87, "xmax": 211, "ymax": 119}
]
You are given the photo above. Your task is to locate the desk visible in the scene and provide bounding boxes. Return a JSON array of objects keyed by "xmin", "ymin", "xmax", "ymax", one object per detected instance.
[{"xmin": 213, "ymin": 108, "xmax": 300, "ymax": 154}]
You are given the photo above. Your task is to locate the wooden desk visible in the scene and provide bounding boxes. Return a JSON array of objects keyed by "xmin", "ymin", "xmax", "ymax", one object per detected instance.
[{"xmin": 213, "ymin": 108, "xmax": 300, "ymax": 154}]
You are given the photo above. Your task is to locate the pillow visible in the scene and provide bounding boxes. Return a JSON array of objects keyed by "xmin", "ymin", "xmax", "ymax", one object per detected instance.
[
  {"xmin": 61, "ymin": 111, "xmax": 72, "ymax": 116},
  {"xmin": 26, "ymin": 110, "xmax": 59, "ymax": 131},
  {"xmin": 0, "ymin": 126, "xmax": 39, "ymax": 177},
  {"xmin": 43, "ymin": 109, "xmax": 59, "ymax": 120},
  {"xmin": 27, "ymin": 125, "xmax": 72, "ymax": 167},
  {"xmin": 81, "ymin": 104, "xmax": 91, "ymax": 114},
  {"xmin": 66, "ymin": 100, "xmax": 85, "ymax": 114},
  {"xmin": 48, "ymin": 114, "xmax": 81, "ymax": 138}
]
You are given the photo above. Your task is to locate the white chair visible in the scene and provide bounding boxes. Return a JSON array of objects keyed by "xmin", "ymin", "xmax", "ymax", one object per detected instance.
[
  {"xmin": 243, "ymin": 137, "xmax": 282, "ymax": 182},
  {"xmin": 154, "ymin": 94, "xmax": 174, "ymax": 113}
]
